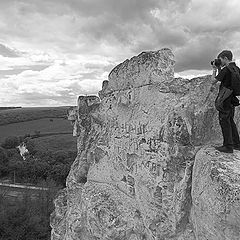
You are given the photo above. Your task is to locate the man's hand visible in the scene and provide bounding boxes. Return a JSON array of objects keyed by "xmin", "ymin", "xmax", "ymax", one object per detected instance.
[
  {"xmin": 212, "ymin": 78, "xmax": 218, "ymax": 85},
  {"xmin": 212, "ymin": 64, "xmax": 217, "ymax": 70}
]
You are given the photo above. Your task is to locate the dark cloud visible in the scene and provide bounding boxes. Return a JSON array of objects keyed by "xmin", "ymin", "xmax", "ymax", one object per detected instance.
[
  {"xmin": 1, "ymin": 0, "xmax": 240, "ymax": 106},
  {"xmin": 51, "ymin": 0, "xmax": 160, "ymax": 20},
  {"xmin": 0, "ymin": 1, "xmax": 239, "ymax": 71},
  {"xmin": 0, "ymin": 44, "xmax": 20, "ymax": 57},
  {"xmin": 0, "ymin": 64, "xmax": 50, "ymax": 78},
  {"xmin": 0, "ymin": 0, "xmax": 191, "ymax": 56},
  {"xmin": 174, "ymin": 35, "xmax": 223, "ymax": 72},
  {"xmin": 19, "ymin": 64, "xmax": 50, "ymax": 71},
  {"xmin": 74, "ymin": 0, "xmax": 191, "ymax": 50}
]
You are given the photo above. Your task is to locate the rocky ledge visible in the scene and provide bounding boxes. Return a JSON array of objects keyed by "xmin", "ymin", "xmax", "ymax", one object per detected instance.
[
  {"xmin": 50, "ymin": 48, "xmax": 240, "ymax": 240},
  {"xmin": 191, "ymin": 145, "xmax": 240, "ymax": 240}
]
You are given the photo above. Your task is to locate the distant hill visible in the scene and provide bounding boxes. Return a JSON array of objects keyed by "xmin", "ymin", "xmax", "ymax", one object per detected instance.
[
  {"xmin": 0, "ymin": 106, "xmax": 72, "ymax": 126},
  {"xmin": 0, "ymin": 107, "xmax": 22, "ymax": 110},
  {"xmin": 0, "ymin": 118, "xmax": 73, "ymax": 143},
  {"xmin": 0, "ymin": 106, "xmax": 76, "ymax": 152}
]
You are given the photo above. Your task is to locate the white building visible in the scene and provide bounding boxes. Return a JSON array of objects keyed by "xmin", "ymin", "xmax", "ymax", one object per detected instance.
[{"xmin": 16, "ymin": 142, "xmax": 29, "ymax": 160}]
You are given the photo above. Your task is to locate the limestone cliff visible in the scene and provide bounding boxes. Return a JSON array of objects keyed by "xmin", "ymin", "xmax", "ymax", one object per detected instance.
[
  {"xmin": 191, "ymin": 146, "xmax": 240, "ymax": 239},
  {"xmin": 50, "ymin": 49, "xmax": 240, "ymax": 240}
]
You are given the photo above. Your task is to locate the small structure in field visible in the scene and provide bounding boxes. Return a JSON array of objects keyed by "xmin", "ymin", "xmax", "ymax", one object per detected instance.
[{"xmin": 16, "ymin": 142, "xmax": 29, "ymax": 160}]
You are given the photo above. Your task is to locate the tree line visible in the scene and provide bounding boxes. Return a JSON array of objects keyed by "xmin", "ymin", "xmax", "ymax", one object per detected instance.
[
  {"xmin": 0, "ymin": 135, "xmax": 76, "ymax": 187},
  {"xmin": 0, "ymin": 135, "xmax": 76, "ymax": 240}
]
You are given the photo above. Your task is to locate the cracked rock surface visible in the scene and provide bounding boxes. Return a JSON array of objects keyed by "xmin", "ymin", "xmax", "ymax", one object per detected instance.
[
  {"xmin": 191, "ymin": 146, "xmax": 240, "ymax": 240},
  {"xmin": 50, "ymin": 48, "xmax": 240, "ymax": 240}
]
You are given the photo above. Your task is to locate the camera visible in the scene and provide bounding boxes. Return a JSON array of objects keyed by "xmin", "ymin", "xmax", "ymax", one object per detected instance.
[{"xmin": 211, "ymin": 58, "xmax": 222, "ymax": 67}]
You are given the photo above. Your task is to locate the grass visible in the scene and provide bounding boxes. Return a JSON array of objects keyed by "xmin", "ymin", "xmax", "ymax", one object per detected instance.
[
  {"xmin": 0, "ymin": 107, "xmax": 71, "ymax": 126},
  {"xmin": 0, "ymin": 118, "xmax": 72, "ymax": 143},
  {"xmin": 32, "ymin": 134, "xmax": 77, "ymax": 152},
  {"xmin": 0, "ymin": 107, "xmax": 21, "ymax": 111},
  {"xmin": 0, "ymin": 107, "xmax": 77, "ymax": 152}
]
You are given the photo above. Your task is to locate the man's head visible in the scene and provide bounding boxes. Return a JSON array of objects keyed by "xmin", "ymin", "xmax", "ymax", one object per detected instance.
[{"xmin": 217, "ymin": 50, "xmax": 233, "ymax": 66}]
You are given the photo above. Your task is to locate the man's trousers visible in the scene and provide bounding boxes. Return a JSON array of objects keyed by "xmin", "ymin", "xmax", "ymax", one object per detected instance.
[{"xmin": 218, "ymin": 94, "xmax": 240, "ymax": 147}]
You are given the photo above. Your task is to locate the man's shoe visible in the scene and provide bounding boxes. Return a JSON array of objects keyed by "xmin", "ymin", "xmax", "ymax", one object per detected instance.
[
  {"xmin": 214, "ymin": 145, "xmax": 233, "ymax": 153},
  {"xmin": 233, "ymin": 144, "xmax": 240, "ymax": 151}
]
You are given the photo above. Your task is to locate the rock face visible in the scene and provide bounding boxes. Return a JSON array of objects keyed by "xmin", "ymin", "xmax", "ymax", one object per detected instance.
[
  {"xmin": 50, "ymin": 48, "xmax": 240, "ymax": 240},
  {"xmin": 191, "ymin": 146, "xmax": 240, "ymax": 240}
]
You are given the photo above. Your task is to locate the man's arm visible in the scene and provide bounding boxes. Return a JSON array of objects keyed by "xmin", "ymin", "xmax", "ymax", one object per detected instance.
[
  {"xmin": 211, "ymin": 66, "xmax": 221, "ymax": 85},
  {"xmin": 211, "ymin": 66, "xmax": 226, "ymax": 85},
  {"xmin": 211, "ymin": 68, "xmax": 218, "ymax": 84}
]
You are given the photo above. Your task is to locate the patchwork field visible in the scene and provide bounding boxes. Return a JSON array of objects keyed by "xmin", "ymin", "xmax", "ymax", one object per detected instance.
[
  {"xmin": 0, "ymin": 106, "xmax": 70, "ymax": 125},
  {"xmin": 32, "ymin": 134, "xmax": 76, "ymax": 152},
  {"xmin": 0, "ymin": 118, "xmax": 73, "ymax": 143},
  {"xmin": 0, "ymin": 107, "xmax": 77, "ymax": 152}
]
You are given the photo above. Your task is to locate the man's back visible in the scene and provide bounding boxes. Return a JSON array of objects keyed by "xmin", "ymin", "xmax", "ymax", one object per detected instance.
[
  {"xmin": 216, "ymin": 63, "xmax": 234, "ymax": 89},
  {"xmin": 226, "ymin": 62, "xmax": 240, "ymax": 97},
  {"xmin": 216, "ymin": 62, "xmax": 240, "ymax": 87},
  {"xmin": 215, "ymin": 62, "xmax": 240, "ymax": 105}
]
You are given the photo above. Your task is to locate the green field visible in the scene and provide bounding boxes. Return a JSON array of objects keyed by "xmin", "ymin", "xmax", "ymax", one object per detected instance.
[
  {"xmin": 0, "ymin": 106, "xmax": 78, "ymax": 152},
  {"xmin": 0, "ymin": 107, "xmax": 77, "ymax": 240},
  {"xmin": 0, "ymin": 118, "xmax": 73, "ymax": 143},
  {"xmin": 0, "ymin": 106, "xmax": 71, "ymax": 126},
  {"xmin": 32, "ymin": 134, "xmax": 76, "ymax": 152}
]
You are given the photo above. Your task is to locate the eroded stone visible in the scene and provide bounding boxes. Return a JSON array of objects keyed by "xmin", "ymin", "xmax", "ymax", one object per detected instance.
[
  {"xmin": 191, "ymin": 146, "xmax": 240, "ymax": 240},
  {"xmin": 50, "ymin": 48, "xmax": 240, "ymax": 240}
]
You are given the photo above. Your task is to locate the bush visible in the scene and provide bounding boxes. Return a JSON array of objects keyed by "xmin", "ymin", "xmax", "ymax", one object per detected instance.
[
  {"xmin": 25, "ymin": 139, "xmax": 37, "ymax": 155},
  {"xmin": 0, "ymin": 147, "xmax": 7, "ymax": 162},
  {"xmin": 18, "ymin": 135, "xmax": 24, "ymax": 143},
  {"xmin": 1, "ymin": 136, "xmax": 20, "ymax": 149},
  {"xmin": 6, "ymin": 148, "xmax": 19, "ymax": 158},
  {"xmin": 0, "ymin": 193, "xmax": 51, "ymax": 240},
  {"xmin": 48, "ymin": 163, "xmax": 70, "ymax": 186},
  {"xmin": 0, "ymin": 147, "xmax": 8, "ymax": 176},
  {"xmin": 52, "ymin": 150, "xmax": 69, "ymax": 163},
  {"xmin": 24, "ymin": 133, "xmax": 31, "ymax": 139},
  {"xmin": 1, "ymin": 145, "xmax": 75, "ymax": 187}
]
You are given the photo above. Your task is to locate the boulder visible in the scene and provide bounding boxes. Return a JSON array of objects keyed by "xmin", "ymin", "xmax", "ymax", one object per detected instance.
[{"xmin": 191, "ymin": 146, "xmax": 240, "ymax": 240}]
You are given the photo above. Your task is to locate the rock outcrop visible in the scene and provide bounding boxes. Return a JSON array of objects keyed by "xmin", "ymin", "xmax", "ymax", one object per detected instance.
[
  {"xmin": 50, "ymin": 48, "xmax": 240, "ymax": 240},
  {"xmin": 191, "ymin": 146, "xmax": 240, "ymax": 240}
]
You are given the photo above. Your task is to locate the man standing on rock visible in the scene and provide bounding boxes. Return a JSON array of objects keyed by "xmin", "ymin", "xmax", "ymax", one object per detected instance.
[{"xmin": 211, "ymin": 50, "xmax": 240, "ymax": 153}]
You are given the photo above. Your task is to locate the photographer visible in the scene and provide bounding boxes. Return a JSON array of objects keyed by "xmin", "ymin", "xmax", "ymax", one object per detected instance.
[{"xmin": 211, "ymin": 50, "xmax": 240, "ymax": 153}]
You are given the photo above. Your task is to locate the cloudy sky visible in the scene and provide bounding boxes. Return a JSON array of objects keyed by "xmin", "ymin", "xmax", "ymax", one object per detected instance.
[{"xmin": 1, "ymin": 0, "xmax": 240, "ymax": 107}]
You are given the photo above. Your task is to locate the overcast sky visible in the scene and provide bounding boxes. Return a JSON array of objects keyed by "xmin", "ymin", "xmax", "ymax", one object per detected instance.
[{"xmin": 1, "ymin": 0, "xmax": 240, "ymax": 107}]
